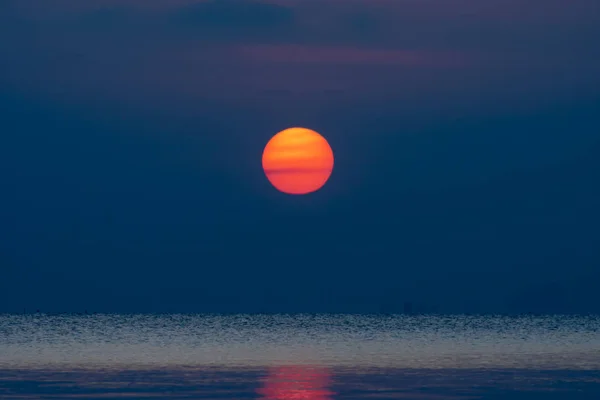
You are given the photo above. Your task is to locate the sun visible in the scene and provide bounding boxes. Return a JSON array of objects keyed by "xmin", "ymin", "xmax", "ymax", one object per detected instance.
[{"xmin": 262, "ymin": 127, "xmax": 334, "ymax": 195}]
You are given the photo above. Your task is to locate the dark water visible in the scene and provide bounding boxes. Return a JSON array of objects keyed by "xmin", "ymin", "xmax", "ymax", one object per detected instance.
[{"xmin": 1, "ymin": 314, "xmax": 599, "ymax": 399}]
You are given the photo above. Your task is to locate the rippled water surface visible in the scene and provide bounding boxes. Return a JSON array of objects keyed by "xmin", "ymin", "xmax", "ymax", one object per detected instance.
[{"xmin": 1, "ymin": 314, "xmax": 600, "ymax": 399}]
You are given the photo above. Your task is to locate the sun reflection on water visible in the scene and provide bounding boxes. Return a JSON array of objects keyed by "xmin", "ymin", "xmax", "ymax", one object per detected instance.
[{"xmin": 258, "ymin": 365, "xmax": 334, "ymax": 400}]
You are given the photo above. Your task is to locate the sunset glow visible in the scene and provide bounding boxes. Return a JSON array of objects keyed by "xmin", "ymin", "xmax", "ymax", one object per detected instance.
[{"xmin": 262, "ymin": 127, "xmax": 334, "ymax": 195}]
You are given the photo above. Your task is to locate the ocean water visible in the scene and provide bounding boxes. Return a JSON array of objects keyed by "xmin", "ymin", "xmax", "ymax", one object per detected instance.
[{"xmin": 1, "ymin": 314, "xmax": 599, "ymax": 399}]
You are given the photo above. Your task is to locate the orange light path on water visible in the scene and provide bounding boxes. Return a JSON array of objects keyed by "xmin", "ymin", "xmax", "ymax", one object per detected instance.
[{"xmin": 257, "ymin": 366, "xmax": 334, "ymax": 400}]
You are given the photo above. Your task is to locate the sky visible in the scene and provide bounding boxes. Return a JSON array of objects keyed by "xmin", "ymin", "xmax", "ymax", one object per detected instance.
[{"xmin": 1, "ymin": 0, "xmax": 599, "ymax": 314}]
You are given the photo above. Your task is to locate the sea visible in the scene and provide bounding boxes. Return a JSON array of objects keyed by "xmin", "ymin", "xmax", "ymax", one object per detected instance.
[{"xmin": 1, "ymin": 314, "xmax": 599, "ymax": 399}]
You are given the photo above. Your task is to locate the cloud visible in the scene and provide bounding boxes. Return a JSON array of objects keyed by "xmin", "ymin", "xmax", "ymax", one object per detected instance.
[
  {"xmin": 239, "ymin": 44, "xmax": 466, "ymax": 67},
  {"xmin": 168, "ymin": 0, "xmax": 296, "ymax": 42},
  {"xmin": 1, "ymin": 0, "xmax": 599, "ymax": 120},
  {"xmin": 8, "ymin": 0, "xmax": 600, "ymax": 53}
]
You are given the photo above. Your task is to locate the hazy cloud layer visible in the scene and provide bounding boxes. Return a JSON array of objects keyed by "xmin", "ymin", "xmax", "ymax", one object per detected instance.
[
  {"xmin": 8, "ymin": 0, "xmax": 600, "ymax": 49},
  {"xmin": 1, "ymin": 0, "xmax": 599, "ymax": 117}
]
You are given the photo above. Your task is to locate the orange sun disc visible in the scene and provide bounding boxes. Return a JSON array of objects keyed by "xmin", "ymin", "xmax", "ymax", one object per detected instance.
[{"xmin": 262, "ymin": 127, "xmax": 334, "ymax": 195}]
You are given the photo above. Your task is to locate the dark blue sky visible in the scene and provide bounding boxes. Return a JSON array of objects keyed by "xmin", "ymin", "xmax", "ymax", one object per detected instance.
[{"xmin": 1, "ymin": 0, "xmax": 599, "ymax": 313}]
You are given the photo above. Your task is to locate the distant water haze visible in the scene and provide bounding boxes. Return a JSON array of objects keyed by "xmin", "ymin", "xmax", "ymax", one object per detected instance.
[{"xmin": 1, "ymin": 314, "xmax": 599, "ymax": 370}]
